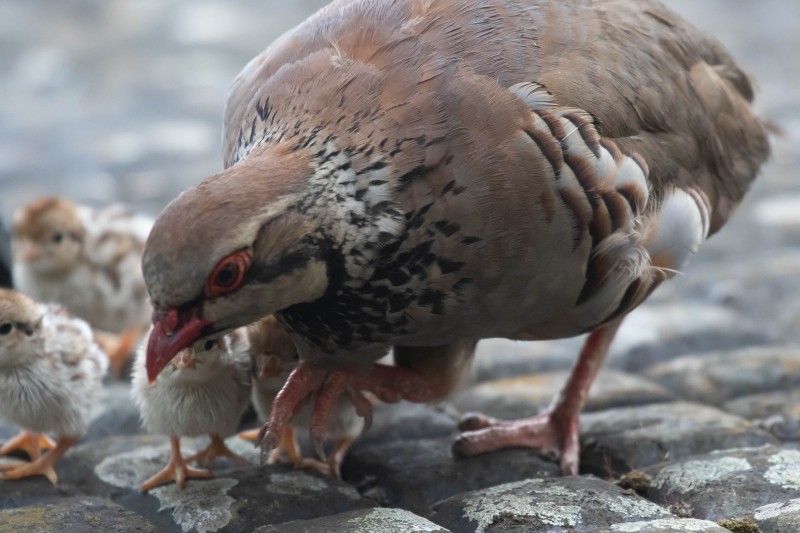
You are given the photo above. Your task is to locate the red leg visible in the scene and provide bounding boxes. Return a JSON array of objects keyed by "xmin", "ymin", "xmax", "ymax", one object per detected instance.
[
  {"xmin": 453, "ymin": 319, "xmax": 622, "ymax": 475},
  {"xmin": 258, "ymin": 362, "xmax": 435, "ymax": 460}
]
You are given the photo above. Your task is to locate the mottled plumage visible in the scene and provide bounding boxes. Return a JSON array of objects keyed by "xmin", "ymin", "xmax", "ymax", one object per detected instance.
[
  {"xmin": 0, "ymin": 289, "xmax": 108, "ymax": 483},
  {"xmin": 142, "ymin": 0, "xmax": 770, "ymax": 475},
  {"xmin": 13, "ymin": 197, "xmax": 152, "ymax": 334}
]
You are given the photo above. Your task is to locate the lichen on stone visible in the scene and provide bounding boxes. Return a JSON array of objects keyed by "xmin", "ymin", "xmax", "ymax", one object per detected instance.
[
  {"xmin": 461, "ymin": 480, "xmax": 583, "ymax": 533},
  {"xmin": 611, "ymin": 517, "xmax": 725, "ymax": 531},
  {"xmin": 654, "ymin": 457, "xmax": 753, "ymax": 492},
  {"xmin": 346, "ymin": 508, "xmax": 444, "ymax": 532},
  {"xmin": 754, "ymin": 498, "xmax": 800, "ymax": 520},
  {"xmin": 151, "ymin": 477, "xmax": 238, "ymax": 533},
  {"xmin": 764, "ymin": 449, "xmax": 800, "ymax": 489}
]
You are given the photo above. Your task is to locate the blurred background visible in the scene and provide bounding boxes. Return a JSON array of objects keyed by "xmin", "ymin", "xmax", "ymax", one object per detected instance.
[{"xmin": 0, "ymin": 0, "xmax": 798, "ymax": 336}]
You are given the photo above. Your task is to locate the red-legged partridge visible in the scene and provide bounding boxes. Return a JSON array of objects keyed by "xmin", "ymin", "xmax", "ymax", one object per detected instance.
[
  {"xmin": 242, "ymin": 315, "xmax": 364, "ymax": 477},
  {"xmin": 132, "ymin": 326, "xmax": 251, "ymax": 491},
  {"xmin": 0, "ymin": 289, "xmax": 108, "ymax": 484},
  {"xmin": 142, "ymin": 0, "xmax": 771, "ymax": 475},
  {"xmin": 12, "ymin": 197, "xmax": 153, "ymax": 374}
]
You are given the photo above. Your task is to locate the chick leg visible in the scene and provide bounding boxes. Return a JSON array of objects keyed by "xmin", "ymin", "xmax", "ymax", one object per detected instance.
[
  {"xmin": 259, "ymin": 362, "xmax": 436, "ymax": 461},
  {"xmin": 140, "ymin": 436, "xmax": 212, "ymax": 491},
  {"xmin": 186, "ymin": 434, "xmax": 248, "ymax": 467},
  {"xmin": 453, "ymin": 319, "xmax": 622, "ymax": 475},
  {"xmin": 296, "ymin": 437, "xmax": 354, "ymax": 478},
  {"xmin": 1, "ymin": 436, "xmax": 76, "ymax": 484},
  {"xmin": 93, "ymin": 327, "xmax": 142, "ymax": 378},
  {"xmin": 0, "ymin": 431, "xmax": 57, "ymax": 461}
]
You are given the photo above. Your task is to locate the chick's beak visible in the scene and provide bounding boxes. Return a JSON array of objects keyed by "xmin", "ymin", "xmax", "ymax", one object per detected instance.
[{"xmin": 147, "ymin": 308, "xmax": 211, "ymax": 383}]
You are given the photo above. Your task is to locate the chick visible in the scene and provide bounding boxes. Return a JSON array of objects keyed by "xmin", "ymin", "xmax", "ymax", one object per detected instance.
[
  {"xmin": 12, "ymin": 198, "xmax": 152, "ymax": 374},
  {"xmin": 132, "ymin": 327, "xmax": 252, "ymax": 491},
  {"xmin": 243, "ymin": 316, "xmax": 364, "ymax": 478},
  {"xmin": 0, "ymin": 289, "xmax": 108, "ymax": 484}
]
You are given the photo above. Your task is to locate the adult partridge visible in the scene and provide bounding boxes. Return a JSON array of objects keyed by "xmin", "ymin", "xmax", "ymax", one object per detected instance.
[{"xmin": 142, "ymin": 0, "xmax": 771, "ymax": 475}]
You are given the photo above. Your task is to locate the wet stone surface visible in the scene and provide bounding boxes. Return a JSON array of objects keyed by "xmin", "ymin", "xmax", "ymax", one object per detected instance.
[{"xmin": 1, "ymin": 0, "xmax": 799, "ymax": 532}]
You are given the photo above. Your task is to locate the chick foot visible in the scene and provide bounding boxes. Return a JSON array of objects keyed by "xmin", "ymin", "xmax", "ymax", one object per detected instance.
[
  {"xmin": 296, "ymin": 437, "xmax": 354, "ymax": 478},
  {"xmin": 186, "ymin": 434, "xmax": 247, "ymax": 467},
  {"xmin": 140, "ymin": 436, "xmax": 212, "ymax": 491},
  {"xmin": 452, "ymin": 320, "xmax": 622, "ymax": 475},
  {"xmin": 0, "ymin": 436, "xmax": 76, "ymax": 484},
  {"xmin": 258, "ymin": 362, "xmax": 434, "ymax": 462},
  {"xmin": 0, "ymin": 430, "xmax": 56, "ymax": 461}
]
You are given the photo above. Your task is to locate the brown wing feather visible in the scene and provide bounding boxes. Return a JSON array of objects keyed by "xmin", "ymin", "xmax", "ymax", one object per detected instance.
[{"xmin": 224, "ymin": 0, "xmax": 768, "ymax": 235}]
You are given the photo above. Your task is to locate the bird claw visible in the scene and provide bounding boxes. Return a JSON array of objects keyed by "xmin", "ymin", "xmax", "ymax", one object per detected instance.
[
  {"xmin": 452, "ymin": 409, "xmax": 580, "ymax": 475},
  {"xmin": 259, "ymin": 361, "xmax": 434, "ymax": 464}
]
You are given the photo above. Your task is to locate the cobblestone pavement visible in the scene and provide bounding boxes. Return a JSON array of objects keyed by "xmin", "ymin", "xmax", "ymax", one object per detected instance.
[{"xmin": 1, "ymin": 1, "xmax": 799, "ymax": 532}]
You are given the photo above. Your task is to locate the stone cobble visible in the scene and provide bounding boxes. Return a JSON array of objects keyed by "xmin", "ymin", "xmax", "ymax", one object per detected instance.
[{"xmin": 0, "ymin": 1, "xmax": 798, "ymax": 531}]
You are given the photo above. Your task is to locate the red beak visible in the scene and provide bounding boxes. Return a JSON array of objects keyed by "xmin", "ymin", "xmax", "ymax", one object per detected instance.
[{"xmin": 146, "ymin": 308, "xmax": 211, "ymax": 383}]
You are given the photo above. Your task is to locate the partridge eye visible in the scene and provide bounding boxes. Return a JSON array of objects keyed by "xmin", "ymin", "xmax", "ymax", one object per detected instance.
[
  {"xmin": 203, "ymin": 339, "xmax": 217, "ymax": 351},
  {"xmin": 51, "ymin": 232, "xmax": 64, "ymax": 244},
  {"xmin": 215, "ymin": 264, "xmax": 239, "ymax": 288},
  {"xmin": 206, "ymin": 250, "xmax": 252, "ymax": 297},
  {"xmin": 0, "ymin": 323, "xmax": 12, "ymax": 336}
]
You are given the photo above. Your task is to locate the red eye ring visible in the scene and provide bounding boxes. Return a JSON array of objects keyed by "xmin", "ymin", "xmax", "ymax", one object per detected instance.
[{"xmin": 206, "ymin": 250, "xmax": 252, "ymax": 297}]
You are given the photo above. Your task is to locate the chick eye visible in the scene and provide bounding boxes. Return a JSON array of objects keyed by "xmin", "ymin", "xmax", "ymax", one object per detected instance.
[
  {"xmin": 206, "ymin": 250, "xmax": 252, "ymax": 297},
  {"xmin": 52, "ymin": 232, "xmax": 64, "ymax": 244},
  {"xmin": 0, "ymin": 323, "xmax": 12, "ymax": 336}
]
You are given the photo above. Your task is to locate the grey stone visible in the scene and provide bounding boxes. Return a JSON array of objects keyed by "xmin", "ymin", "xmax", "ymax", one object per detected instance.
[
  {"xmin": 725, "ymin": 389, "xmax": 800, "ymax": 441},
  {"xmin": 256, "ymin": 508, "xmax": 451, "ymax": 533},
  {"xmin": 453, "ymin": 369, "xmax": 674, "ymax": 420},
  {"xmin": 580, "ymin": 402, "xmax": 777, "ymax": 475},
  {"xmin": 429, "ymin": 476, "xmax": 727, "ymax": 533},
  {"xmin": 0, "ymin": 496, "xmax": 159, "ymax": 533},
  {"xmin": 644, "ymin": 346, "xmax": 800, "ymax": 406},
  {"xmin": 754, "ymin": 498, "xmax": 800, "ymax": 533},
  {"xmin": 608, "ymin": 303, "xmax": 772, "ymax": 372},
  {"xmin": 343, "ymin": 437, "xmax": 561, "ymax": 516},
  {"xmin": 644, "ymin": 444, "xmax": 800, "ymax": 524},
  {"xmin": 79, "ymin": 434, "xmax": 374, "ymax": 532}
]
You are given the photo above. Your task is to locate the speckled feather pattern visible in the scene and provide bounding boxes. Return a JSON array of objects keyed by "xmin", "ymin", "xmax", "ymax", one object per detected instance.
[
  {"xmin": 132, "ymin": 328, "xmax": 252, "ymax": 438},
  {"xmin": 0, "ymin": 300, "xmax": 108, "ymax": 437}
]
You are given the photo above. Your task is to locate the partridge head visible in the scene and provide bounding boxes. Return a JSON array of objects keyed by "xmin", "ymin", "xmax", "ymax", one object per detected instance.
[
  {"xmin": 143, "ymin": 0, "xmax": 771, "ymax": 474},
  {"xmin": 0, "ymin": 288, "xmax": 108, "ymax": 483}
]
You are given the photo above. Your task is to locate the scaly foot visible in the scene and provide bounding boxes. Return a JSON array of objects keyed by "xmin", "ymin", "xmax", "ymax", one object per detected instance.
[
  {"xmin": 0, "ymin": 436, "xmax": 76, "ymax": 484},
  {"xmin": 187, "ymin": 434, "xmax": 248, "ymax": 467},
  {"xmin": 0, "ymin": 431, "xmax": 57, "ymax": 462},
  {"xmin": 295, "ymin": 437, "xmax": 354, "ymax": 478},
  {"xmin": 140, "ymin": 436, "xmax": 212, "ymax": 491},
  {"xmin": 452, "ymin": 320, "xmax": 622, "ymax": 476},
  {"xmin": 453, "ymin": 409, "xmax": 579, "ymax": 475},
  {"xmin": 258, "ymin": 362, "xmax": 434, "ymax": 462}
]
